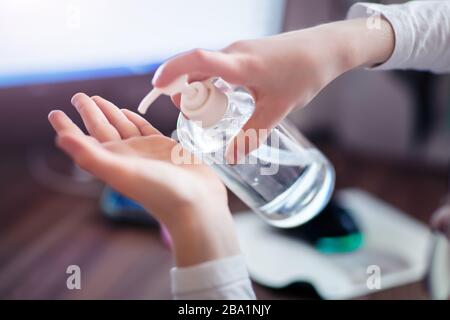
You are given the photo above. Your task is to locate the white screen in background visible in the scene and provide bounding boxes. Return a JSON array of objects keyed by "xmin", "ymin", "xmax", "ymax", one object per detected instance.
[{"xmin": 0, "ymin": 0, "xmax": 284, "ymax": 82}]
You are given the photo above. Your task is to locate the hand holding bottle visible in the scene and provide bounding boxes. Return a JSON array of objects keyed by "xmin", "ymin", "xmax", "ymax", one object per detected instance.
[{"xmin": 153, "ymin": 18, "xmax": 395, "ymax": 162}]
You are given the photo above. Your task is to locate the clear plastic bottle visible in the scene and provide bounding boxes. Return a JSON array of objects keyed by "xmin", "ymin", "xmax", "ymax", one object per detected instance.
[{"xmin": 138, "ymin": 76, "xmax": 335, "ymax": 228}]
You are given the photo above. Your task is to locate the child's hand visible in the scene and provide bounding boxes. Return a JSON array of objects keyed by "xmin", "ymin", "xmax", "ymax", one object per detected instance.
[
  {"xmin": 48, "ymin": 93, "xmax": 240, "ymax": 267},
  {"xmin": 153, "ymin": 19, "xmax": 394, "ymax": 162}
]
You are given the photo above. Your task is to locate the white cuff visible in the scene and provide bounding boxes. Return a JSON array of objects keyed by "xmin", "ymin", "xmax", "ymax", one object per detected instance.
[{"xmin": 171, "ymin": 255, "xmax": 255, "ymax": 300}]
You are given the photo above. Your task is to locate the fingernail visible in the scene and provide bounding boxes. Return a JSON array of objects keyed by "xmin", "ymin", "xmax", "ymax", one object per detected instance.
[
  {"xmin": 71, "ymin": 92, "xmax": 86, "ymax": 109},
  {"xmin": 48, "ymin": 110, "xmax": 59, "ymax": 120}
]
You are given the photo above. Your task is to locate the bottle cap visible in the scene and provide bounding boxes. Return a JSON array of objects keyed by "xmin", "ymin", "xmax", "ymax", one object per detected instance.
[{"xmin": 137, "ymin": 75, "xmax": 228, "ymax": 128}]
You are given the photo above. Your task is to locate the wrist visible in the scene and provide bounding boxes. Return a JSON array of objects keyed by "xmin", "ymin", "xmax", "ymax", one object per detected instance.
[
  {"xmin": 163, "ymin": 205, "xmax": 241, "ymax": 268},
  {"xmin": 328, "ymin": 18, "xmax": 395, "ymax": 71}
]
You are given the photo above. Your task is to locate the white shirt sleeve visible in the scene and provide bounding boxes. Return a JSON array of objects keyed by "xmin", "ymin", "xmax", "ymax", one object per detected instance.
[
  {"xmin": 170, "ymin": 255, "xmax": 256, "ymax": 300},
  {"xmin": 347, "ymin": 1, "xmax": 450, "ymax": 73}
]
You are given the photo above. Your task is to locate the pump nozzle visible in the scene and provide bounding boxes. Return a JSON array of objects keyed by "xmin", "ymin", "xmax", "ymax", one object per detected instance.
[
  {"xmin": 138, "ymin": 75, "xmax": 194, "ymax": 114},
  {"xmin": 137, "ymin": 88, "xmax": 163, "ymax": 114},
  {"xmin": 137, "ymin": 74, "xmax": 228, "ymax": 128}
]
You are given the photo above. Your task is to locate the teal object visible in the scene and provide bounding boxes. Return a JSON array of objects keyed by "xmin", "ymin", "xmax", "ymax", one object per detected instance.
[
  {"xmin": 281, "ymin": 198, "xmax": 365, "ymax": 254},
  {"xmin": 316, "ymin": 232, "xmax": 364, "ymax": 254}
]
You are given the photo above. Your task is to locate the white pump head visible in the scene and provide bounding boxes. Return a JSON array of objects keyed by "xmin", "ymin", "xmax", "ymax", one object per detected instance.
[{"xmin": 137, "ymin": 75, "xmax": 228, "ymax": 128}]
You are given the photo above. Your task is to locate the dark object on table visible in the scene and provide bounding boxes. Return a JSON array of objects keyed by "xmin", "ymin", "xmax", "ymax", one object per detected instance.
[
  {"xmin": 280, "ymin": 198, "xmax": 364, "ymax": 254},
  {"xmin": 100, "ymin": 187, "xmax": 157, "ymax": 226}
]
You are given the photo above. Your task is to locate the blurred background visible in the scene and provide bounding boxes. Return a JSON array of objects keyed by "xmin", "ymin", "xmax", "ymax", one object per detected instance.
[{"xmin": 0, "ymin": 0, "xmax": 448, "ymax": 299}]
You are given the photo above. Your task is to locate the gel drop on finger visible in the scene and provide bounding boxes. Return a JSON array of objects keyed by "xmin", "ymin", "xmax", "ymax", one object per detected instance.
[{"xmin": 138, "ymin": 75, "xmax": 335, "ymax": 228}]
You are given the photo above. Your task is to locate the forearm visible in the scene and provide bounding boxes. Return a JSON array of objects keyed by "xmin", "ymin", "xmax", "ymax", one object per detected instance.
[
  {"xmin": 273, "ymin": 18, "xmax": 395, "ymax": 87},
  {"xmin": 303, "ymin": 18, "xmax": 395, "ymax": 75}
]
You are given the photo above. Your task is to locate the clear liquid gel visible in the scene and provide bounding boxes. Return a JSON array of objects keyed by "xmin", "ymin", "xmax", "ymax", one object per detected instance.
[{"xmin": 139, "ymin": 77, "xmax": 335, "ymax": 228}]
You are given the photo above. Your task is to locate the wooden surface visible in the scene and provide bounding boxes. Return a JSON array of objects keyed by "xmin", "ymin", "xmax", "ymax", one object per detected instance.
[{"xmin": 0, "ymin": 144, "xmax": 447, "ymax": 299}]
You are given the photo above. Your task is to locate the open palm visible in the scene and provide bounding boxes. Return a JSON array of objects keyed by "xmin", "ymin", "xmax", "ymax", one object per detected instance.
[{"xmin": 48, "ymin": 93, "xmax": 228, "ymax": 226}]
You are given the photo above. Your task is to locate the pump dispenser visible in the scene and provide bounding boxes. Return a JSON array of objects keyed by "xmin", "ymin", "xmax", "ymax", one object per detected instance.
[
  {"xmin": 138, "ymin": 75, "xmax": 335, "ymax": 228},
  {"xmin": 138, "ymin": 75, "xmax": 228, "ymax": 128}
]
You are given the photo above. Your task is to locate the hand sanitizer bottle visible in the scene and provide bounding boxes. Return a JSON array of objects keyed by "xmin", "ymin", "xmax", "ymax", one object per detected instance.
[{"xmin": 138, "ymin": 75, "xmax": 335, "ymax": 228}]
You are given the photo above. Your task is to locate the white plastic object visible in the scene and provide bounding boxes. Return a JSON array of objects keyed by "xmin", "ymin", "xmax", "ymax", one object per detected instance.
[
  {"xmin": 234, "ymin": 189, "xmax": 432, "ymax": 299},
  {"xmin": 138, "ymin": 75, "xmax": 228, "ymax": 128}
]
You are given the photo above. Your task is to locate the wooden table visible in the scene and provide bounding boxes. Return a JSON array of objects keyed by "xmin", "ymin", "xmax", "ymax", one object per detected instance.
[{"xmin": 0, "ymin": 144, "xmax": 447, "ymax": 299}]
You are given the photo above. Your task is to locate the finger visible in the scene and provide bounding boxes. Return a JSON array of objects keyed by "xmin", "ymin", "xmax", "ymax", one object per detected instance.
[
  {"xmin": 71, "ymin": 92, "xmax": 121, "ymax": 142},
  {"xmin": 121, "ymin": 109, "xmax": 161, "ymax": 136},
  {"xmin": 91, "ymin": 95, "xmax": 141, "ymax": 139},
  {"xmin": 56, "ymin": 133, "xmax": 130, "ymax": 188},
  {"xmin": 152, "ymin": 49, "xmax": 244, "ymax": 88},
  {"xmin": 185, "ymin": 71, "xmax": 213, "ymax": 83},
  {"xmin": 225, "ymin": 102, "xmax": 278, "ymax": 164},
  {"xmin": 48, "ymin": 110, "xmax": 84, "ymax": 136}
]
